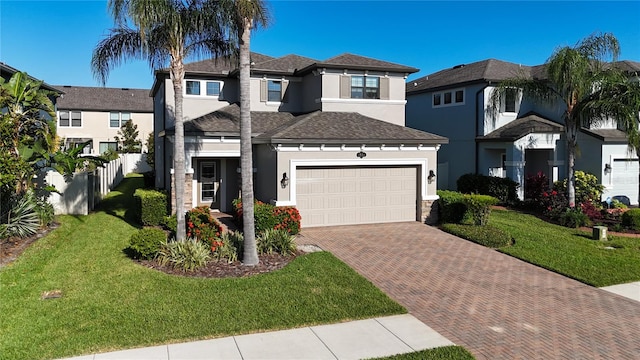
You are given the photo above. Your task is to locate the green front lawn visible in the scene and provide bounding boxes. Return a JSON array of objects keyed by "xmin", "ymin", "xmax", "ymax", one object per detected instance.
[
  {"xmin": 370, "ymin": 346, "xmax": 475, "ymax": 359},
  {"xmin": 0, "ymin": 175, "xmax": 405, "ymax": 360},
  {"xmin": 489, "ymin": 209, "xmax": 640, "ymax": 287}
]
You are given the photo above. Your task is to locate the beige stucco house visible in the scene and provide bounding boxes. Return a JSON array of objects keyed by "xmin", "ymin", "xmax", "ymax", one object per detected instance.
[
  {"xmin": 152, "ymin": 53, "xmax": 448, "ymax": 227},
  {"xmin": 54, "ymin": 86, "xmax": 154, "ymax": 155}
]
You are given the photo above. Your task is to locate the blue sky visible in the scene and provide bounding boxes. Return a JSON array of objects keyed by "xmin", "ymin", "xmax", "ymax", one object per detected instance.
[{"xmin": 1, "ymin": 1, "xmax": 639, "ymax": 90}]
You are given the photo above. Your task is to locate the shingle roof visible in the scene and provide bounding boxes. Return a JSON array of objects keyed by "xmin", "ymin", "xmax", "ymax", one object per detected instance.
[
  {"xmin": 54, "ymin": 85, "xmax": 153, "ymax": 112},
  {"xmin": 611, "ymin": 60, "xmax": 640, "ymax": 75},
  {"xmin": 581, "ymin": 128, "xmax": 629, "ymax": 143},
  {"xmin": 181, "ymin": 52, "xmax": 275, "ymax": 74},
  {"xmin": 1, "ymin": 62, "xmax": 62, "ymax": 93},
  {"xmin": 309, "ymin": 53, "xmax": 419, "ymax": 74},
  {"xmin": 252, "ymin": 54, "xmax": 319, "ymax": 74},
  {"xmin": 407, "ymin": 59, "xmax": 535, "ymax": 94},
  {"xmin": 477, "ymin": 112, "xmax": 563, "ymax": 142},
  {"xmin": 176, "ymin": 104, "xmax": 447, "ymax": 145}
]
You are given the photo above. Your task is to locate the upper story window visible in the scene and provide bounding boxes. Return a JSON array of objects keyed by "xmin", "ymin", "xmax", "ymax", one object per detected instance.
[
  {"xmin": 504, "ymin": 88, "xmax": 517, "ymax": 113},
  {"xmin": 59, "ymin": 110, "xmax": 82, "ymax": 127},
  {"xmin": 185, "ymin": 80, "xmax": 223, "ymax": 97},
  {"xmin": 268, "ymin": 80, "xmax": 282, "ymax": 102},
  {"xmin": 110, "ymin": 111, "xmax": 131, "ymax": 128},
  {"xmin": 351, "ymin": 76, "xmax": 380, "ymax": 99},
  {"xmin": 432, "ymin": 88, "xmax": 464, "ymax": 108}
]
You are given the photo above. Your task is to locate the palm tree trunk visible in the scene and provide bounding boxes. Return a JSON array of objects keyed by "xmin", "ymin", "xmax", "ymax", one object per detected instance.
[
  {"xmin": 566, "ymin": 120, "xmax": 577, "ymax": 207},
  {"xmin": 239, "ymin": 17, "xmax": 258, "ymax": 266},
  {"xmin": 170, "ymin": 56, "xmax": 187, "ymax": 241}
]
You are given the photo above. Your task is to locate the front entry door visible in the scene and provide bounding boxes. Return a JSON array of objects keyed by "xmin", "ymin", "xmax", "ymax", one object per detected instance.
[{"xmin": 199, "ymin": 160, "xmax": 220, "ymax": 209}]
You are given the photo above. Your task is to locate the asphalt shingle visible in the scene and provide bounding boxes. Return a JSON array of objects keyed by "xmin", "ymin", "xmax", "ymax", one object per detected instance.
[{"xmin": 54, "ymin": 85, "xmax": 152, "ymax": 112}]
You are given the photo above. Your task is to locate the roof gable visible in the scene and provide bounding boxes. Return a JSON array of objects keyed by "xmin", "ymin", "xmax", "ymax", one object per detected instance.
[
  {"xmin": 314, "ymin": 53, "xmax": 418, "ymax": 73},
  {"xmin": 477, "ymin": 112, "xmax": 563, "ymax": 142}
]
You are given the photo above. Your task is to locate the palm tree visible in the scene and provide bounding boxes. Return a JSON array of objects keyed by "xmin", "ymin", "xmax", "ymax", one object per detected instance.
[
  {"xmin": 489, "ymin": 33, "xmax": 622, "ymax": 207},
  {"xmin": 92, "ymin": 0, "xmax": 230, "ymax": 240},
  {"xmin": 217, "ymin": 0, "xmax": 269, "ymax": 266}
]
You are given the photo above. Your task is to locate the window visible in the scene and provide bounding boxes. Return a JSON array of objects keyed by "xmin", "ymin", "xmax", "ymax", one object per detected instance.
[
  {"xmin": 186, "ymin": 80, "xmax": 201, "ymax": 95},
  {"xmin": 268, "ymin": 80, "xmax": 282, "ymax": 102},
  {"xmin": 185, "ymin": 80, "xmax": 222, "ymax": 97},
  {"xmin": 99, "ymin": 142, "xmax": 117, "ymax": 154},
  {"xmin": 206, "ymin": 81, "xmax": 220, "ymax": 96},
  {"xmin": 59, "ymin": 111, "xmax": 81, "ymax": 127},
  {"xmin": 504, "ymin": 88, "xmax": 517, "ymax": 112},
  {"xmin": 351, "ymin": 76, "xmax": 380, "ymax": 99},
  {"xmin": 110, "ymin": 112, "xmax": 131, "ymax": 128},
  {"xmin": 432, "ymin": 88, "xmax": 465, "ymax": 107}
]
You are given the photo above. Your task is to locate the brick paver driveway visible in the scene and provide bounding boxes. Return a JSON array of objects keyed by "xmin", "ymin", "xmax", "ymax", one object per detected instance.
[{"xmin": 298, "ymin": 222, "xmax": 640, "ymax": 359}]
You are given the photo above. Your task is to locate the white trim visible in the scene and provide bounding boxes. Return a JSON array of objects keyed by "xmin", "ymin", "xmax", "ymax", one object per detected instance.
[
  {"xmin": 317, "ymin": 97, "xmax": 406, "ymax": 105},
  {"xmin": 220, "ymin": 159, "xmax": 227, "ymax": 212},
  {"xmin": 431, "ymin": 88, "xmax": 466, "ymax": 108},
  {"xmin": 185, "ymin": 137, "xmax": 240, "ymax": 144},
  {"xmin": 286, "ymin": 159, "xmax": 429, "ymax": 207},
  {"xmin": 274, "ymin": 144, "xmax": 438, "ymax": 152},
  {"xmin": 186, "ymin": 150, "xmax": 240, "ymax": 159},
  {"xmin": 170, "ymin": 167, "xmax": 194, "ymax": 175},
  {"xmin": 58, "ymin": 110, "xmax": 83, "ymax": 128},
  {"xmin": 423, "ymin": 195, "xmax": 440, "ymax": 201}
]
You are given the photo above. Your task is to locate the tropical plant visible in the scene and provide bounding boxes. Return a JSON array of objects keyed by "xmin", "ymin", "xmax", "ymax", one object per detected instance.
[
  {"xmin": 115, "ymin": 119, "xmax": 142, "ymax": 153},
  {"xmin": 91, "ymin": 0, "xmax": 231, "ymax": 241},
  {"xmin": 0, "ymin": 191, "xmax": 40, "ymax": 238},
  {"xmin": 488, "ymin": 33, "xmax": 626, "ymax": 208},
  {"xmin": 157, "ymin": 238, "xmax": 211, "ymax": 271},
  {"xmin": 257, "ymin": 228, "xmax": 296, "ymax": 255},
  {"xmin": 214, "ymin": 230, "xmax": 244, "ymax": 263},
  {"xmin": 219, "ymin": 0, "xmax": 270, "ymax": 265}
]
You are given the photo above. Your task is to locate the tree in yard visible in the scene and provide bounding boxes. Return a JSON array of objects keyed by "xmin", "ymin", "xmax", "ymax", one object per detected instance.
[
  {"xmin": 145, "ymin": 132, "xmax": 155, "ymax": 170},
  {"xmin": 115, "ymin": 119, "xmax": 142, "ymax": 153},
  {"xmin": 218, "ymin": 0, "xmax": 269, "ymax": 265},
  {"xmin": 92, "ymin": 0, "xmax": 230, "ymax": 241},
  {"xmin": 489, "ymin": 32, "xmax": 624, "ymax": 207}
]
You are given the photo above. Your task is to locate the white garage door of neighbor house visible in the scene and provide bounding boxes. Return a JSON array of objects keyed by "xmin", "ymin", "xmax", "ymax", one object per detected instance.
[
  {"xmin": 296, "ymin": 166, "xmax": 418, "ymax": 227},
  {"xmin": 612, "ymin": 158, "xmax": 639, "ymax": 205}
]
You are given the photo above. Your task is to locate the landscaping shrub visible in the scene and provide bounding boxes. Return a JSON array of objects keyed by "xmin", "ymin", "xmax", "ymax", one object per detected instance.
[
  {"xmin": 233, "ymin": 198, "xmax": 302, "ymax": 235},
  {"xmin": 621, "ymin": 208, "xmax": 640, "ymax": 230},
  {"xmin": 440, "ymin": 223, "xmax": 513, "ymax": 248},
  {"xmin": 580, "ymin": 200, "xmax": 603, "ymax": 222},
  {"xmin": 186, "ymin": 206, "xmax": 223, "ymax": 247},
  {"xmin": 554, "ymin": 171, "xmax": 604, "ymax": 206},
  {"xmin": 456, "ymin": 173, "xmax": 519, "ymax": 203},
  {"xmin": 214, "ymin": 231, "xmax": 244, "ymax": 263},
  {"xmin": 0, "ymin": 191, "xmax": 39, "ymax": 238},
  {"xmin": 129, "ymin": 228, "xmax": 167, "ymax": 260},
  {"xmin": 157, "ymin": 238, "xmax": 211, "ymax": 271},
  {"xmin": 464, "ymin": 194, "xmax": 499, "ymax": 225},
  {"xmin": 559, "ymin": 208, "xmax": 590, "ymax": 228},
  {"xmin": 162, "ymin": 214, "xmax": 177, "ymax": 234},
  {"xmin": 437, "ymin": 190, "xmax": 467, "ymax": 224},
  {"xmin": 524, "ymin": 172, "xmax": 551, "ymax": 211},
  {"xmin": 257, "ymin": 228, "xmax": 297, "ymax": 255},
  {"xmin": 133, "ymin": 189, "xmax": 167, "ymax": 226}
]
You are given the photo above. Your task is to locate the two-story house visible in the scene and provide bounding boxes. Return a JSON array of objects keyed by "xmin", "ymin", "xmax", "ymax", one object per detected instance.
[
  {"xmin": 406, "ymin": 59, "xmax": 640, "ymax": 203},
  {"xmin": 54, "ymin": 86, "xmax": 154, "ymax": 155},
  {"xmin": 152, "ymin": 53, "xmax": 448, "ymax": 227}
]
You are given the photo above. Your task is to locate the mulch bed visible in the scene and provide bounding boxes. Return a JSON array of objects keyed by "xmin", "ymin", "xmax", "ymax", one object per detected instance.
[
  {"xmin": 0, "ymin": 223, "xmax": 59, "ymax": 268},
  {"xmin": 138, "ymin": 251, "xmax": 302, "ymax": 278}
]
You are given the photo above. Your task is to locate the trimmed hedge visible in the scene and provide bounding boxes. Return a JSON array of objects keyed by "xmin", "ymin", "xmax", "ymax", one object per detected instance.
[
  {"xmin": 133, "ymin": 189, "xmax": 168, "ymax": 226},
  {"xmin": 129, "ymin": 228, "xmax": 167, "ymax": 260},
  {"xmin": 440, "ymin": 223, "xmax": 513, "ymax": 248},
  {"xmin": 621, "ymin": 208, "xmax": 640, "ymax": 230},
  {"xmin": 437, "ymin": 190, "xmax": 498, "ymax": 225},
  {"xmin": 457, "ymin": 173, "xmax": 519, "ymax": 203}
]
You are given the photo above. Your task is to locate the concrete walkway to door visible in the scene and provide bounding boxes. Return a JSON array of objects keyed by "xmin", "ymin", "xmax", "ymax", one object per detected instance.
[{"xmin": 298, "ymin": 222, "xmax": 640, "ymax": 360}]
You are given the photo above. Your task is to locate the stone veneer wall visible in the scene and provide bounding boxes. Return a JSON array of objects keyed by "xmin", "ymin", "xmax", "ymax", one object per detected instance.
[
  {"xmin": 421, "ymin": 199, "xmax": 439, "ymax": 225},
  {"xmin": 170, "ymin": 173, "xmax": 193, "ymax": 214}
]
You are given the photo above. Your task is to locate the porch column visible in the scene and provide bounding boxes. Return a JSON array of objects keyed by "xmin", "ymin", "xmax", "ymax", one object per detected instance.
[
  {"xmin": 505, "ymin": 161, "xmax": 526, "ymax": 200},
  {"xmin": 547, "ymin": 160, "xmax": 564, "ymax": 185}
]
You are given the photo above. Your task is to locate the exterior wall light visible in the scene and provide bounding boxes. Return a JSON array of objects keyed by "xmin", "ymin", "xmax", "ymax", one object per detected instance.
[
  {"xmin": 280, "ymin": 172, "xmax": 289, "ymax": 189},
  {"xmin": 428, "ymin": 170, "xmax": 436, "ymax": 184},
  {"xmin": 357, "ymin": 151, "xmax": 367, "ymax": 158},
  {"xmin": 604, "ymin": 163, "xmax": 612, "ymax": 175}
]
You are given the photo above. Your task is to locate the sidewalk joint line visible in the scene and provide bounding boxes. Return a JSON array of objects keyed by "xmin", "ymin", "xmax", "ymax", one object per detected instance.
[{"xmin": 308, "ymin": 326, "xmax": 339, "ymax": 360}]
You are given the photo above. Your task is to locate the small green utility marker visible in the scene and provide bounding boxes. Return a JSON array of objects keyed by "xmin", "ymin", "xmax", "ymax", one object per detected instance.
[{"xmin": 592, "ymin": 226, "xmax": 607, "ymax": 241}]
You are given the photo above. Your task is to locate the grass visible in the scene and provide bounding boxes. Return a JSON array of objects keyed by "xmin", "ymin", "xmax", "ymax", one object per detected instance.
[
  {"xmin": 369, "ymin": 346, "xmax": 475, "ymax": 359},
  {"xmin": 488, "ymin": 209, "xmax": 640, "ymax": 287},
  {"xmin": 0, "ymin": 174, "xmax": 405, "ymax": 360}
]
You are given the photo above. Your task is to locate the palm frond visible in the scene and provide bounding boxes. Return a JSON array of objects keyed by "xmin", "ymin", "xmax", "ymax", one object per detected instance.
[{"xmin": 91, "ymin": 27, "xmax": 145, "ymax": 85}]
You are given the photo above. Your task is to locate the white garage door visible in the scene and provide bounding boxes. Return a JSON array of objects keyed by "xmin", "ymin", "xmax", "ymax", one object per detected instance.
[
  {"xmin": 296, "ymin": 166, "xmax": 418, "ymax": 227},
  {"xmin": 612, "ymin": 159, "xmax": 639, "ymax": 205}
]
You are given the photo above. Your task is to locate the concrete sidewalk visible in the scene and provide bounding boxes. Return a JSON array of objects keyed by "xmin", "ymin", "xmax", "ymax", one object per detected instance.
[
  {"xmin": 61, "ymin": 314, "xmax": 454, "ymax": 360},
  {"xmin": 600, "ymin": 281, "xmax": 640, "ymax": 302}
]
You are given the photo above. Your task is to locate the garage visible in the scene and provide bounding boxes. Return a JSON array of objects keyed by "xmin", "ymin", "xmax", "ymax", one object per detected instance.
[
  {"xmin": 612, "ymin": 158, "xmax": 639, "ymax": 205},
  {"xmin": 296, "ymin": 166, "xmax": 418, "ymax": 227}
]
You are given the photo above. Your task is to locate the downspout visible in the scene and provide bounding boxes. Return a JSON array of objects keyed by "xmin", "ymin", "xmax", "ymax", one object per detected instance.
[{"xmin": 475, "ymin": 83, "xmax": 490, "ymax": 174}]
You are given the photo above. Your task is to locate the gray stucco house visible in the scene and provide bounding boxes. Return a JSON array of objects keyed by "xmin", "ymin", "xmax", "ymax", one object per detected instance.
[
  {"xmin": 152, "ymin": 53, "xmax": 448, "ymax": 227},
  {"xmin": 406, "ymin": 59, "xmax": 640, "ymax": 203}
]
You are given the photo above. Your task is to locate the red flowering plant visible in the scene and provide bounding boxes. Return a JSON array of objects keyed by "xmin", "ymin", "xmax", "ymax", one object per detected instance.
[
  {"xmin": 232, "ymin": 198, "xmax": 302, "ymax": 235},
  {"xmin": 541, "ymin": 189, "xmax": 568, "ymax": 220},
  {"xmin": 274, "ymin": 206, "xmax": 302, "ymax": 234},
  {"xmin": 524, "ymin": 172, "xmax": 551, "ymax": 212},
  {"xmin": 185, "ymin": 206, "xmax": 224, "ymax": 252}
]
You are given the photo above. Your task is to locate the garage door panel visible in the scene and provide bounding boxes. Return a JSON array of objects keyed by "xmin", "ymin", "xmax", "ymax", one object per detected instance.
[
  {"xmin": 612, "ymin": 159, "xmax": 639, "ymax": 205},
  {"xmin": 297, "ymin": 166, "xmax": 417, "ymax": 227}
]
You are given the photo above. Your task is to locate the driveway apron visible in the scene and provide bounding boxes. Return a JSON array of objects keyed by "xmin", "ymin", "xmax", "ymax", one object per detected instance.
[{"xmin": 298, "ymin": 222, "xmax": 640, "ymax": 360}]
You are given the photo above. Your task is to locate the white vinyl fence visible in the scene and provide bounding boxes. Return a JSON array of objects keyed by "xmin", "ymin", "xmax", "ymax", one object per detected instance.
[{"xmin": 39, "ymin": 153, "xmax": 151, "ymax": 215}]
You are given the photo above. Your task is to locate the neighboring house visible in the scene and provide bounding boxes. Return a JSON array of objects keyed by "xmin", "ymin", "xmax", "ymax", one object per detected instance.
[
  {"xmin": 152, "ymin": 53, "xmax": 448, "ymax": 227},
  {"xmin": 54, "ymin": 86, "xmax": 154, "ymax": 155},
  {"xmin": 406, "ymin": 59, "xmax": 640, "ymax": 203},
  {"xmin": 1, "ymin": 62, "xmax": 62, "ymax": 104}
]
